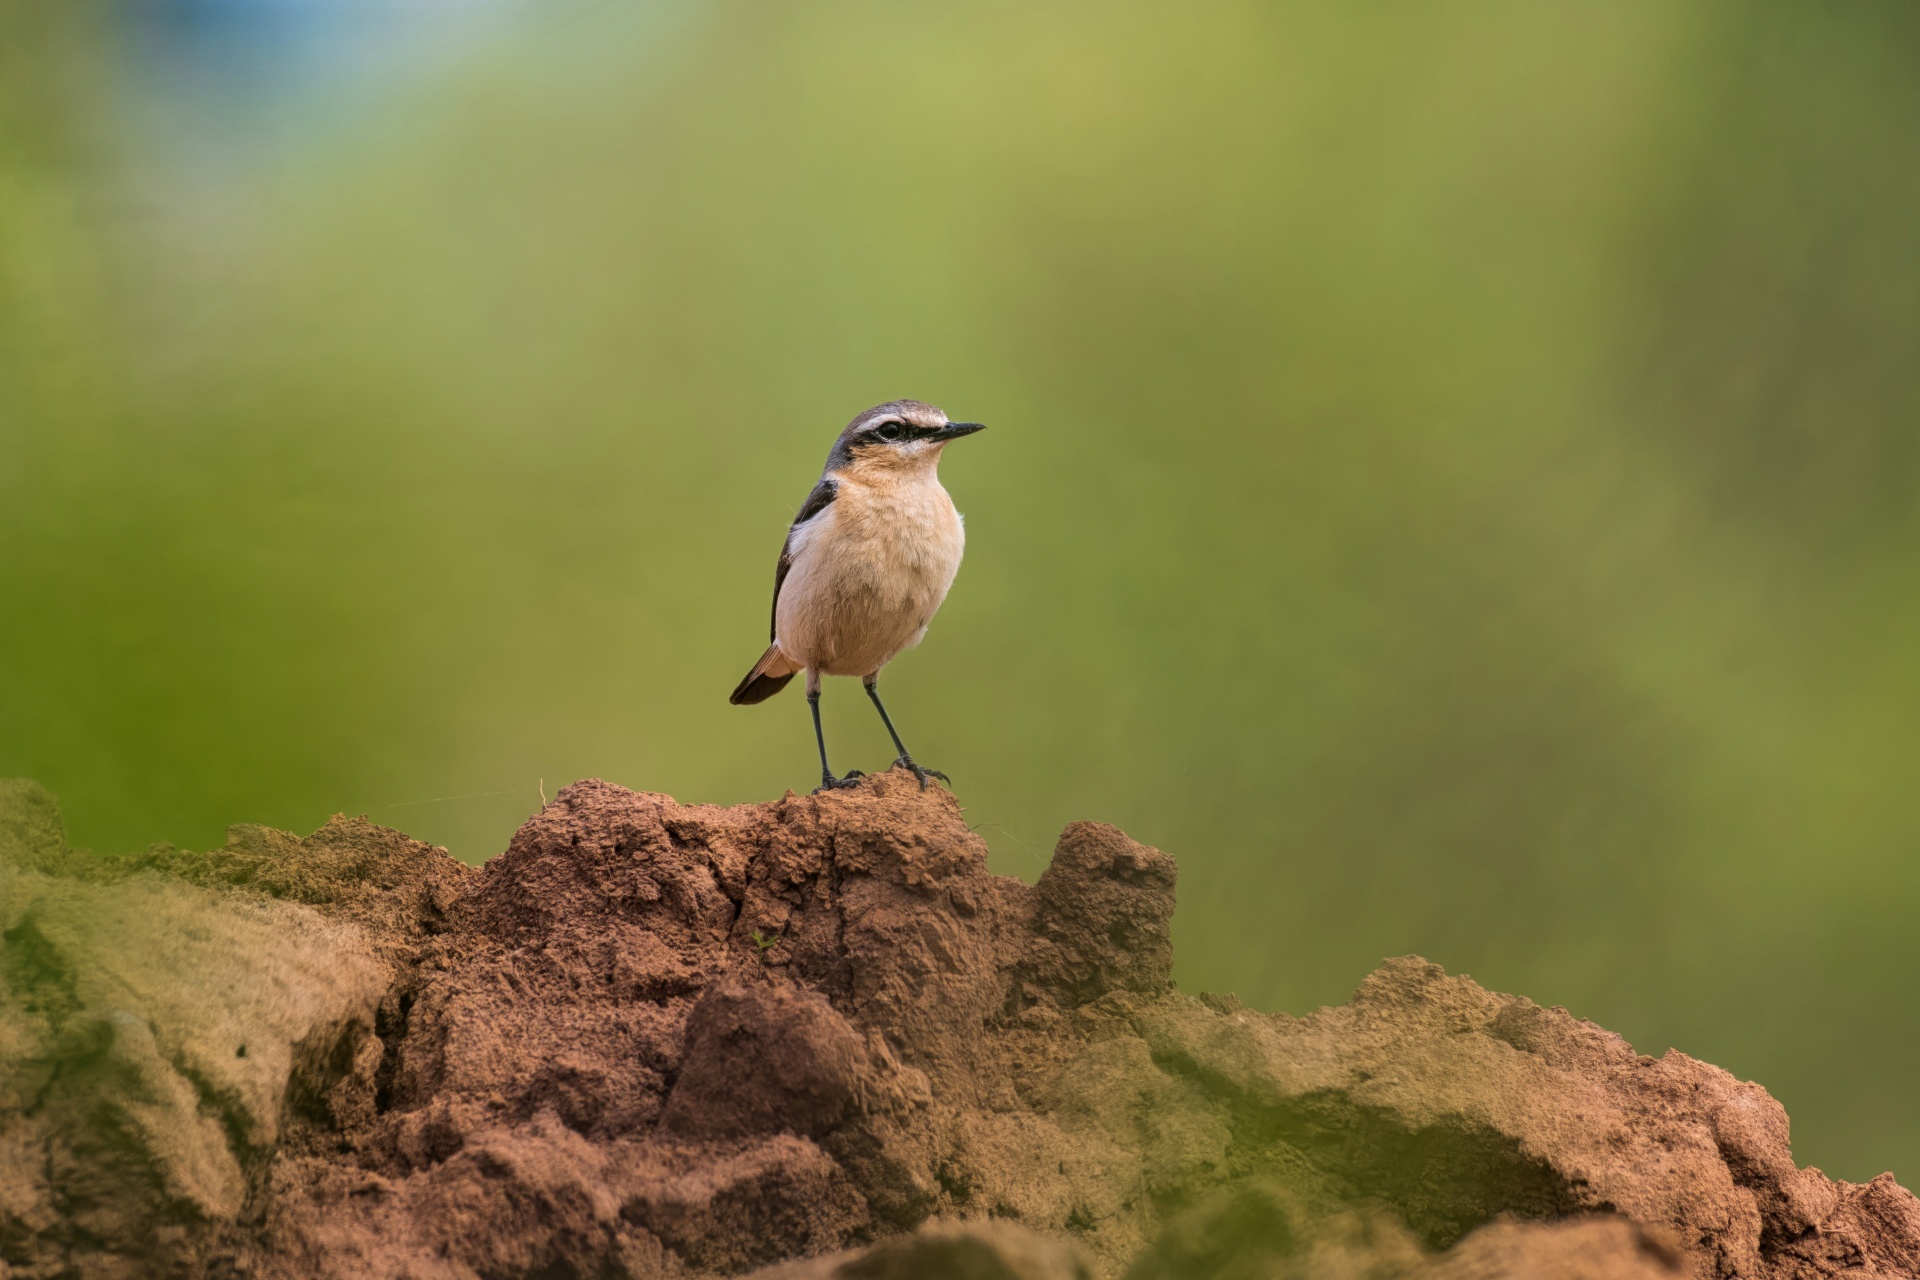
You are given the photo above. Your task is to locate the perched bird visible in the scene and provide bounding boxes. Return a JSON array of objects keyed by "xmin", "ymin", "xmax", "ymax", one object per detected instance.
[{"xmin": 730, "ymin": 400, "xmax": 984, "ymax": 791}]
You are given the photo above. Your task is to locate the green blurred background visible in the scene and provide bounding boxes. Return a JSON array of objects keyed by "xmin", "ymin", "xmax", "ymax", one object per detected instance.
[{"xmin": 5, "ymin": 0, "xmax": 1919, "ymax": 1180}]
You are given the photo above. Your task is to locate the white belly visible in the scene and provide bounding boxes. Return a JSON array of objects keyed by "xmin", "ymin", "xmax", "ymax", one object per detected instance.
[{"xmin": 776, "ymin": 476, "xmax": 965, "ymax": 677}]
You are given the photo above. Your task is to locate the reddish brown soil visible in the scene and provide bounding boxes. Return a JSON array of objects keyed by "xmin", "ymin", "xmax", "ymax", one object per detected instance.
[{"xmin": 2, "ymin": 772, "xmax": 1917, "ymax": 1279}]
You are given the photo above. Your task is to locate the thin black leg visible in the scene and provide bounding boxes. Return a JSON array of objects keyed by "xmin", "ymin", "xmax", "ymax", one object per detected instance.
[
  {"xmin": 864, "ymin": 677, "xmax": 949, "ymax": 790},
  {"xmin": 809, "ymin": 688, "xmax": 831, "ymax": 787},
  {"xmin": 809, "ymin": 686, "xmax": 862, "ymax": 793}
]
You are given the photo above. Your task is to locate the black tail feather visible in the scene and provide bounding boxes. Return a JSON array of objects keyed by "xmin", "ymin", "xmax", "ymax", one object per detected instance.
[{"xmin": 730, "ymin": 669, "xmax": 796, "ymax": 705}]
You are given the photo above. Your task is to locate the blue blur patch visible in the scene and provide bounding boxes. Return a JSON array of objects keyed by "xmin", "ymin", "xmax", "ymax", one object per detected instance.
[{"xmin": 114, "ymin": 0, "xmax": 514, "ymax": 128}]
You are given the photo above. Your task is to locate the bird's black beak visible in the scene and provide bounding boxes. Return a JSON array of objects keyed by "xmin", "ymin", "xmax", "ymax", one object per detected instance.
[{"xmin": 933, "ymin": 422, "xmax": 985, "ymax": 442}]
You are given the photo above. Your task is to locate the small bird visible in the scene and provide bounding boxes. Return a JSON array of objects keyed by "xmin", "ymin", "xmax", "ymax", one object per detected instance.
[{"xmin": 730, "ymin": 400, "xmax": 984, "ymax": 792}]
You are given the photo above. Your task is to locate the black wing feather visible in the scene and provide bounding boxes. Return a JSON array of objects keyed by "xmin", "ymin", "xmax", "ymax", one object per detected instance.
[{"xmin": 770, "ymin": 478, "xmax": 837, "ymax": 640}]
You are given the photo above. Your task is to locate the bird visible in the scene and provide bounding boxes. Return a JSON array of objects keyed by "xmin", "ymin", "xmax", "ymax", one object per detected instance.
[{"xmin": 730, "ymin": 400, "xmax": 984, "ymax": 792}]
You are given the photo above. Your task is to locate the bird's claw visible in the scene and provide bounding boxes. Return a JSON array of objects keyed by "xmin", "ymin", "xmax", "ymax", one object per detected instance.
[
  {"xmin": 892, "ymin": 758, "xmax": 949, "ymax": 790},
  {"xmin": 814, "ymin": 770, "xmax": 865, "ymax": 794}
]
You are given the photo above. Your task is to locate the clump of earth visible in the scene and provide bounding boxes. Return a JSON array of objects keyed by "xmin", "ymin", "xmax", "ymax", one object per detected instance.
[{"xmin": 2, "ymin": 773, "xmax": 1916, "ymax": 1278}]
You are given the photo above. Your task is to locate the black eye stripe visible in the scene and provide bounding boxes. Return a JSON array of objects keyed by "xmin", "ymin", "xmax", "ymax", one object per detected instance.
[{"xmin": 863, "ymin": 420, "xmax": 927, "ymax": 443}]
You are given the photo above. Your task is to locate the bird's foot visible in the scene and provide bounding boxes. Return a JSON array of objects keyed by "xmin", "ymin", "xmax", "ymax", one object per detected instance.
[
  {"xmin": 813, "ymin": 770, "xmax": 865, "ymax": 794},
  {"xmin": 892, "ymin": 757, "xmax": 949, "ymax": 791}
]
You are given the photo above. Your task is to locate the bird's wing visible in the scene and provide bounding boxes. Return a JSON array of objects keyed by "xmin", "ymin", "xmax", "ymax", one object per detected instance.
[{"xmin": 770, "ymin": 477, "xmax": 838, "ymax": 641}]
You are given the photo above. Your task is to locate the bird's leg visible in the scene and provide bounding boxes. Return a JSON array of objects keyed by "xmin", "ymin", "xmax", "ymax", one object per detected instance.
[
  {"xmin": 864, "ymin": 676, "xmax": 948, "ymax": 790},
  {"xmin": 809, "ymin": 676, "xmax": 862, "ymax": 792}
]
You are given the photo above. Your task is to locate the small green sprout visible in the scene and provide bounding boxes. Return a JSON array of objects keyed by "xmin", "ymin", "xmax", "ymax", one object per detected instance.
[{"xmin": 750, "ymin": 930, "xmax": 781, "ymax": 953}]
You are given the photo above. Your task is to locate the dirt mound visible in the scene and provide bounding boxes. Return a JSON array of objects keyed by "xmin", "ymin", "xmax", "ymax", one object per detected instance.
[
  {"xmin": 0, "ymin": 785, "xmax": 390, "ymax": 1276},
  {"xmin": 2, "ymin": 773, "xmax": 1916, "ymax": 1279}
]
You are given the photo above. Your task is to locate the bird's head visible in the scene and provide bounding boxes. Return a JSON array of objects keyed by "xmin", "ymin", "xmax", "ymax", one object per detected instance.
[{"xmin": 825, "ymin": 400, "xmax": 984, "ymax": 478}]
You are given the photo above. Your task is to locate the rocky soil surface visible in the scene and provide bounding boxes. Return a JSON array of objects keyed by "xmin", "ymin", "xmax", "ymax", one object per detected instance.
[{"xmin": 2, "ymin": 772, "xmax": 1917, "ymax": 1279}]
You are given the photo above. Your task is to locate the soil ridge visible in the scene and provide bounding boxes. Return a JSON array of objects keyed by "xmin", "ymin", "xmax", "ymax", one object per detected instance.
[{"xmin": 0, "ymin": 773, "xmax": 1915, "ymax": 1279}]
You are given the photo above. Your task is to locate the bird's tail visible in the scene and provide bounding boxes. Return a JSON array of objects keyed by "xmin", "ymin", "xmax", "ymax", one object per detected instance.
[{"xmin": 729, "ymin": 644, "xmax": 800, "ymax": 705}]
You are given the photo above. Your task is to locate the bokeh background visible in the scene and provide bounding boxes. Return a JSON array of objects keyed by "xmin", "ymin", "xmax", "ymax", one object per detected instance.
[{"xmin": 5, "ymin": 0, "xmax": 1919, "ymax": 1180}]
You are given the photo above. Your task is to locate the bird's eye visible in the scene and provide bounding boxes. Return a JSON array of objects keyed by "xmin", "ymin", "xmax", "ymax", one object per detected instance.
[{"xmin": 875, "ymin": 422, "xmax": 903, "ymax": 441}]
